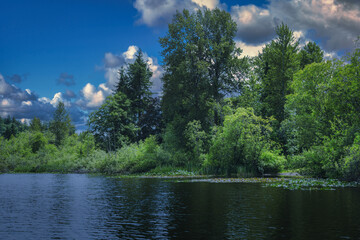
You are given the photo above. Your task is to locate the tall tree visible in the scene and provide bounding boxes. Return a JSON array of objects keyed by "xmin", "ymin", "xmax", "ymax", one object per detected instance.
[
  {"xmin": 114, "ymin": 50, "xmax": 160, "ymax": 142},
  {"xmin": 257, "ymin": 23, "xmax": 299, "ymax": 125},
  {"xmin": 88, "ymin": 92, "xmax": 136, "ymax": 151},
  {"xmin": 299, "ymin": 41, "xmax": 324, "ymax": 69},
  {"xmin": 159, "ymin": 8, "xmax": 245, "ymax": 147},
  {"xmin": 50, "ymin": 102, "xmax": 74, "ymax": 146},
  {"xmin": 30, "ymin": 117, "xmax": 43, "ymax": 132}
]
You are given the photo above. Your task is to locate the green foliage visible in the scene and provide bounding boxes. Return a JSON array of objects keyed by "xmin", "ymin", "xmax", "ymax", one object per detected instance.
[
  {"xmin": 207, "ymin": 107, "xmax": 283, "ymax": 176},
  {"xmin": 259, "ymin": 150, "xmax": 286, "ymax": 174},
  {"xmin": 50, "ymin": 102, "xmax": 74, "ymax": 146},
  {"xmin": 0, "ymin": 116, "xmax": 28, "ymax": 139},
  {"xmin": 30, "ymin": 117, "xmax": 43, "ymax": 132},
  {"xmin": 184, "ymin": 120, "xmax": 207, "ymax": 167},
  {"xmin": 258, "ymin": 23, "xmax": 299, "ymax": 125},
  {"xmin": 114, "ymin": 50, "xmax": 161, "ymax": 142},
  {"xmin": 299, "ymin": 41, "xmax": 324, "ymax": 69},
  {"xmin": 88, "ymin": 92, "xmax": 137, "ymax": 151},
  {"xmin": 343, "ymin": 135, "xmax": 360, "ymax": 181},
  {"xmin": 30, "ymin": 131, "xmax": 47, "ymax": 153},
  {"xmin": 160, "ymin": 8, "xmax": 247, "ymax": 148}
]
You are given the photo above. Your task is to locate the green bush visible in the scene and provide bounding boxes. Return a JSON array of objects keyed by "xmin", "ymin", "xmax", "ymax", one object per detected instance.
[
  {"xmin": 207, "ymin": 107, "xmax": 284, "ymax": 176},
  {"xmin": 343, "ymin": 135, "xmax": 360, "ymax": 181},
  {"xmin": 258, "ymin": 150, "xmax": 286, "ymax": 174}
]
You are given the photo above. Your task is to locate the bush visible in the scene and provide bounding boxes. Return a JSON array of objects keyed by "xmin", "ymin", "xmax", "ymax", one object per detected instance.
[
  {"xmin": 342, "ymin": 135, "xmax": 360, "ymax": 181},
  {"xmin": 207, "ymin": 107, "xmax": 284, "ymax": 176},
  {"xmin": 258, "ymin": 150, "xmax": 286, "ymax": 174}
]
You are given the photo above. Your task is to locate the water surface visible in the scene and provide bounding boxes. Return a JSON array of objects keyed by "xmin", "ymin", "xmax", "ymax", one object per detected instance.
[{"xmin": 0, "ymin": 174, "xmax": 359, "ymax": 239}]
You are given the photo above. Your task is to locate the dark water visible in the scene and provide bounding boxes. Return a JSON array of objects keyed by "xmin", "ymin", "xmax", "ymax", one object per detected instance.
[{"xmin": 0, "ymin": 174, "xmax": 360, "ymax": 239}]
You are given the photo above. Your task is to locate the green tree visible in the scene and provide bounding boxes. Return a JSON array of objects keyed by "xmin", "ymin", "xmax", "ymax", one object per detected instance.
[
  {"xmin": 258, "ymin": 23, "xmax": 299, "ymax": 124},
  {"xmin": 30, "ymin": 117, "xmax": 43, "ymax": 132},
  {"xmin": 88, "ymin": 92, "xmax": 137, "ymax": 151},
  {"xmin": 114, "ymin": 50, "xmax": 160, "ymax": 141},
  {"xmin": 50, "ymin": 102, "xmax": 74, "ymax": 146},
  {"xmin": 299, "ymin": 41, "xmax": 324, "ymax": 69},
  {"xmin": 160, "ymin": 8, "xmax": 245, "ymax": 149}
]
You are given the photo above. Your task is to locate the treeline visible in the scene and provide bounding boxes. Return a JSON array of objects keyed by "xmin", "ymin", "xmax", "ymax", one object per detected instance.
[{"xmin": 1, "ymin": 8, "xmax": 359, "ymax": 180}]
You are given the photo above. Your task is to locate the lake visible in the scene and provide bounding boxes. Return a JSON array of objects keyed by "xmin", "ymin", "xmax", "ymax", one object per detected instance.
[{"xmin": 0, "ymin": 174, "xmax": 359, "ymax": 239}]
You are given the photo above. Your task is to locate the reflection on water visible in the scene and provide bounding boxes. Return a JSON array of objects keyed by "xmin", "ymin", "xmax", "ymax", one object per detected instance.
[{"xmin": 0, "ymin": 174, "xmax": 359, "ymax": 239}]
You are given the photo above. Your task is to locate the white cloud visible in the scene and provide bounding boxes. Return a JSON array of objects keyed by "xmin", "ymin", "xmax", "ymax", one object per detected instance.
[
  {"xmin": 39, "ymin": 97, "xmax": 50, "ymax": 104},
  {"xmin": 123, "ymin": 46, "xmax": 139, "ymax": 60},
  {"xmin": 1, "ymin": 99, "xmax": 13, "ymax": 107},
  {"xmin": 49, "ymin": 92, "xmax": 71, "ymax": 107},
  {"xmin": 0, "ymin": 73, "xmax": 86, "ymax": 126},
  {"xmin": 191, "ymin": 0, "xmax": 219, "ymax": 9},
  {"xmin": 101, "ymin": 45, "xmax": 164, "ymax": 94},
  {"xmin": 21, "ymin": 101, "xmax": 32, "ymax": 106},
  {"xmin": 236, "ymin": 41, "xmax": 265, "ymax": 57},
  {"xmin": 230, "ymin": 0, "xmax": 360, "ymax": 52},
  {"xmin": 133, "ymin": 0, "xmax": 222, "ymax": 27},
  {"xmin": 78, "ymin": 83, "xmax": 107, "ymax": 108}
]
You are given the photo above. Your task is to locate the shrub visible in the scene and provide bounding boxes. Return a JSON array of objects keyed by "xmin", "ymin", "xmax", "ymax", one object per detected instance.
[
  {"xmin": 342, "ymin": 135, "xmax": 360, "ymax": 181},
  {"xmin": 207, "ymin": 107, "xmax": 284, "ymax": 176}
]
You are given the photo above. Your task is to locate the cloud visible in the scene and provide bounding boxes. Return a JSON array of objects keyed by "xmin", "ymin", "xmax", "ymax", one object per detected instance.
[
  {"xmin": 102, "ymin": 45, "xmax": 164, "ymax": 94},
  {"xmin": 231, "ymin": 4, "xmax": 276, "ymax": 44},
  {"xmin": 104, "ymin": 52, "xmax": 125, "ymax": 68},
  {"xmin": 236, "ymin": 41, "xmax": 265, "ymax": 57},
  {"xmin": 5, "ymin": 74, "xmax": 27, "ymax": 83},
  {"xmin": 57, "ymin": 72, "xmax": 75, "ymax": 86},
  {"xmin": 133, "ymin": 0, "xmax": 222, "ymax": 27},
  {"xmin": 0, "ymin": 73, "xmax": 86, "ymax": 126},
  {"xmin": 76, "ymin": 83, "xmax": 111, "ymax": 109},
  {"xmin": 191, "ymin": 0, "xmax": 219, "ymax": 10},
  {"xmin": 63, "ymin": 89, "xmax": 77, "ymax": 99},
  {"xmin": 230, "ymin": 0, "xmax": 360, "ymax": 52},
  {"xmin": 134, "ymin": 0, "xmax": 360, "ymax": 52}
]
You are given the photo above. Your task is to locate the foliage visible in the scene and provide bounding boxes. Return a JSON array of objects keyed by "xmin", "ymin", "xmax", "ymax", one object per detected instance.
[
  {"xmin": 0, "ymin": 116, "xmax": 28, "ymax": 139},
  {"xmin": 184, "ymin": 120, "xmax": 207, "ymax": 167},
  {"xmin": 88, "ymin": 92, "xmax": 137, "ymax": 151},
  {"xmin": 160, "ymin": 8, "xmax": 247, "ymax": 149},
  {"xmin": 207, "ymin": 107, "xmax": 284, "ymax": 176},
  {"xmin": 299, "ymin": 41, "xmax": 324, "ymax": 69},
  {"xmin": 114, "ymin": 50, "xmax": 161, "ymax": 142},
  {"xmin": 343, "ymin": 134, "xmax": 360, "ymax": 181},
  {"xmin": 50, "ymin": 102, "xmax": 74, "ymax": 146},
  {"xmin": 30, "ymin": 117, "xmax": 43, "ymax": 132},
  {"xmin": 266, "ymin": 178, "xmax": 358, "ymax": 190},
  {"xmin": 257, "ymin": 23, "xmax": 299, "ymax": 125}
]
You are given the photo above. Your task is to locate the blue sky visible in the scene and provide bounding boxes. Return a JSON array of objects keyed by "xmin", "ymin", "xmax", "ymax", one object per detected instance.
[{"xmin": 1, "ymin": 0, "xmax": 359, "ymax": 130}]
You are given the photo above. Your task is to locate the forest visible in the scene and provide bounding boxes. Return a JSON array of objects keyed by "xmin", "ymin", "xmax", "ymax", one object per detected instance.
[{"xmin": 1, "ymin": 8, "xmax": 359, "ymax": 181}]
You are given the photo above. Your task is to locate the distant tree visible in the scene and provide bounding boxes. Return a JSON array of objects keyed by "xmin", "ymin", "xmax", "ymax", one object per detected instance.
[
  {"xmin": 299, "ymin": 41, "xmax": 324, "ymax": 69},
  {"xmin": 88, "ymin": 92, "xmax": 137, "ymax": 151},
  {"xmin": 30, "ymin": 117, "xmax": 43, "ymax": 132},
  {"xmin": 2, "ymin": 116, "xmax": 27, "ymax": 140},
  {"xmin": 114, "ymin": 50, "xmax": 161, "ymax": 142},
  {"xmin": 257, "ymin": 23, "xmax": 300, "ymax": 124},
  {"xmin": 159, "ymin": 8, "xmax": 246, "ymax": 149},
  {"xmin": 50, "ymin": 102, "xmax": 74, "ymax": 146},
  {"xmin": 138, "ymin": 97, "xmax": 163, "ymax": 141}
]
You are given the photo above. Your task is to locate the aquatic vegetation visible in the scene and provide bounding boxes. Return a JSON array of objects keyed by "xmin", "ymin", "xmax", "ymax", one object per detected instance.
[
  {"xmin": 266, "ymin": 178, "xmax": 359, "ymax": 190},
  {"xmin": 175, "ymin": 177, "xmax": 359, "ymax": 190}
]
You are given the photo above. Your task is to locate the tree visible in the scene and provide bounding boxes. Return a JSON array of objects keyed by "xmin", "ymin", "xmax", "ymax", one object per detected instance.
[
  {"xmin": 88, "ymin": 92, "xmax": 137, "ymax": 151},
  {"xmin": 30, "ymin": 117, "xmax": 43, "ymax": 132},
  {"xmin": 255, "ymin": 24, "xmax": 299, "ymax": 151},
  {"xmin": 299, "ymin": 41, "xmax": 324, "ymax": 69},
  {"xmin": 114, "ymin": 50, "xmax": 160, "ymax": 141},
  {"xmin": 258, "ymin": 23, "xmax": 299, "ymax": 124},
  {"xmin": 50, "ymin": 102, "xmax": 74, "ymax": 146},
  {"xmin": 159, "ymin": 8, "xmax": 246, "ymax": 149}
]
